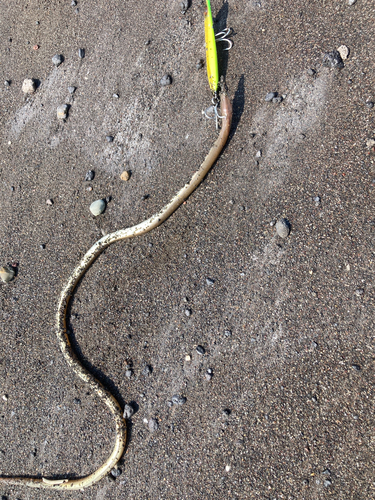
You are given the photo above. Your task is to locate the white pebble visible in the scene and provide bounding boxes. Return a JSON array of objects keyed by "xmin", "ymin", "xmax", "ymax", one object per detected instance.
[
  {"xmin": 22, "ymin": 79, "xmax": 36, "ymax": 94},
  {"xmin": 337, "ymin": 45, "xmax": 349, "ymax": 60},
  {"xmin": 57, "ymin": 104, "xmax": 68, "ymax": 120},
  {"xmin": 90, "ymin": 199, "xmax": 106, "ymax": 216},
  {"xmin": 225, "ymin": 465, "xmax": 231, "ymax": 472}
]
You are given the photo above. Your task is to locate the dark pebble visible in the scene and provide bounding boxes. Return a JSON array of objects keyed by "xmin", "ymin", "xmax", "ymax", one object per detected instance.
[
  {"xmin": 78, "ymin": 48, "xmax": 85, "ymax": 59},
  {"xmin": 206, "ymin": 278, "xmax": 215, "ymax": 285},
  {"xmin": 141, "ymin": 194, "xmax": 150, "ymax": 201},
  {"xmin": 142, "ymin": 364, "xmax": 152, "ymax": 376},
  {"xmin": 172, "ymin": 394, "xmax": 187, "ymax": 405},
  {"xmin": 265, "ymin": 92, "xmax": 277, "ymax": 102},
  {"xmin": 74, "ymin": 398, "xmax": 81, "ymax": 404},
  {"xmin": 366, "ymin": 101, "xmax": 374, "ymax": 109},
  {"xmin": 196, "ymin": 345, "xmax": 205, "ymax": 355},
  {"xmin": 40, "ymin": 244, "xmax": 45, "ymax": 250},
  {"xmin": 322, "ymin": 50, "xmax": 344, "ymax": 69},
  {"xmin": 110, "ymin": 467, "xmax": 122, "ymax": 478},
  {"xmin": 85, "ymin": 170, "xmax": 95, "ymax": 181},
  {"xmin": 352, "ymin": 363, "xmax": 361, "ymax": 371},
  {"xmin": 160, "ymin": 74, "xmax": 172, "ymax": 86},
  {"xmin": 68, "ymin": 86, "xmax": 76, "ymax": 94},
  {"xmin": 106, "ymin": 135, "xmax": 114, "ymax": 142},
  {"xmin": 223, "ymin": 408, "xmax": 231, "ymax": 416}
]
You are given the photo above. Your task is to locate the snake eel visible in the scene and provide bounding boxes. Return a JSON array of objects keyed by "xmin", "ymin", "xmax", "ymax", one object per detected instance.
[{"xmin": 0, "ymin": 87, "xmax": 232, "ymax": 490}]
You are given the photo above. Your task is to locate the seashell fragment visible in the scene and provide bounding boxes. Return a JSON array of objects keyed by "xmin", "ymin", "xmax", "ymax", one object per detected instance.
[
  {"xmin": 90, "ymin": 199, "xmax": 106, "ymax": 216},
  {"xmin": 0, "ymin": 265, "xmax": 15, "ymax": 283}
]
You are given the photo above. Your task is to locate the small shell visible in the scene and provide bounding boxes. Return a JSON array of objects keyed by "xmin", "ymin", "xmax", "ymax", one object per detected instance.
[
  {"xmin": 276, "ymin": 218, "xmax": 291, "ymax": 238},
  {"xmin": 22, "ymin": 79, "xmax": 36, "ymax": 94},
  {"xmin": 120, "ymin": 171, "xmax": 130, "ymax": 181},
  {"xmin": 90, "ymin": 199, "xmax": 106, "ymax": 216},
  {"xmin": 0, "ymin": 265, "xmax": 15, "ymax": 283}
]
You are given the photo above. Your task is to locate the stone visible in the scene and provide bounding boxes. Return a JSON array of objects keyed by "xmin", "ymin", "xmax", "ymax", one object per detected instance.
[
  {"xmin": 276, "ymin": 218, "xmax": 290, "ymax": 238},
  {"xmin": 22, "ymin": 79, "xmax": 36, "ymax": 94},
  {"xmin": 120, "ymin": 171, "xmax": 130, "ymax": 181},
  {"xmin": 57, "ymin": 104, "xmax": 68, "ymax": 120},
  {"xmin": 90, "ymin": 199, "xmax": 106, "ymax": 216}
]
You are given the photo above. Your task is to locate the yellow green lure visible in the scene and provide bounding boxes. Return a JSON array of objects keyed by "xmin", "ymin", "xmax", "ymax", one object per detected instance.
[{"xmin": 204, "ymin": 0, "xmax": 220, "ymax": 94}]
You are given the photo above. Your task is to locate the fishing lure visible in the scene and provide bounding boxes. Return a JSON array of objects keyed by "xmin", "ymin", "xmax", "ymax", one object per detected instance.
[{"xmin": 203, "ymin": 0, "xmax": 232, "ymax": 126}]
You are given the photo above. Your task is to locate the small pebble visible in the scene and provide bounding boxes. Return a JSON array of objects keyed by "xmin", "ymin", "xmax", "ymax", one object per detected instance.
[
  {"xmin": 270, "ymin": 220, "xmax": 275, "ymax": 226},
  {"xmin": 148, "ymin": 418, "xmax": 159, "ymax": 432},
  {"xmin": 2, "ymin": 394, "xmax": 8, "ymax": 401},
  {"xmin": 366, "ymin": 139, "xmax": 375, "ymax": 148},
  {"xmin": 224, "ymin": 329, "xmax": 232, "ymax": 337},
  {"xmin": 85, "ymin": 170, "xmax": 95, "ymax": 181},
  {"xmin": 207, "ymin": 368, "xmax": 212, "ymax": 375},
  {"xmin": 276, "ymin": 218, "xmax": 290, "ymax": 238},
  {"xmin": 185, "ymin": 354, "xmax": 191, "ymax": 361},
  {"xmin": 123, "ymin": 404, "xmax": 135, "ymax": 419},
  {"xmin": 113, "ymin": 93, "xmax": 119, "ymax": 99},
  {"xmin": 172, "ymin": 395, "xmax": 187, "ymax": 405},
  {"xmin": 313, "ymin": 196, "xmax": 321, "ymax": 203},
  {"xmin": 120, "ymin": 171, "xmax": 130, "ymax": 181},
  {"xmin": 110, "ymin": 467, "xmax": 122, "ymax": 478},
  {"xmin": 348, "ymin": 0, "xmax": 356, "ymax": 4},
  {"xmin": 57, "ymin": 104, "xmax": 68, "ymax": 120},
  {"xmin": 4, "ymin": 80, "xmax": 10, "ymax": 87},
  {"xmin": 225, "ymin": 465, "xmax": 231, "ymax": 472},
  {"xmin": 355, "ymin": 289, "xmax": 364, "ymax": 296},
  {"xmin": 160, "ymin": 74, "xmax": 172, "ymax": 86},
  {"xmin": 366, "ymin": 101, "xmax": 374, "ymax": 109},
  {"xmin": 125, "ymin": 369, "xmax": 132, "ymax": 378},
  {"xmin": 22, "ymin": 78, "xmax": 36, "ymax": 94},
  {"xmin": 46, "ymin": 199, "xmax": 53, "ymax": 205},
  {"xmin": 272, "ymin": 96, "xmax": 283, "ymax": 103},
  {"xmin": 205, "ymin": 372, "xmax": 212, "ymax": 381},
  {"xmin": 87, "ymin": 186, "xmax": 92, "ymax": 191},
  {"xmin": 322, "ymin": 50, "xmax": 344, "ymax": 69},
  {"xmin": 255, "ymin": 150, "xmax": 262, "ymax": 158},
  {"xmin": 337, "ymin": 45, "xmax": 349, "ymax": 60},
  {"xmin": 180, "ymin": 0, "xmax": 189, "ymax": 13},
  {"xmin": 142, "ymin": 364, "xmax": 152, "ymax": 376},
  {"xmin": 71, "ymin": 0, "xmax": 77, "ymax": 5},
  {"xmin": 33, "ymin": 44, "xmax": 39, "ymax": 50},
  {"xmin": 74, "ymin": 398, "xmax": 81, "ymax": 404},
  {"xmin": 196, "ymin": 59, "xmax": 204, "ymax": 70},
  {"xmin": 141, "ymin": 194, "xmax": 149, "ymax": 201},
  {"xmin": 40, "ymin": 244, "xmax": 45, "ymax": 250},
  {"xmin": 78, "ymin": 48, "xmax": 85, "ymax": 59},
  {"xmin": 185, "ymin": 308, "xmax": 191, "ymax": 317},
  {"xmin": 105, "ymin": 196, "xmax": 111, "ymax": 203},
  {"xmin": 323, "ymin": 479, "xmax": 332, "ymax": 487},
  {"xmin": 68, "ymin": 86, "xmax": 76, "ymax": 94},
  {"xmin": 206, "ymin": 278, "xmax": 215, "ymax": 285},
  {"xmin": 196, "ymin": 345, "xmax": 205, "ymax": 355},
  {"xmin": 223, "ymin": 409, "xmax": 231, "ymax": 416},
  {"xmin": 0, "ymin": 266, "xmax": 15, "ymax": 283},
  {"xmin": 52, "ymin": 54, "xmax": 64, "ymax": 66},
  {"xmin": 352, "ymin": 363, "xmax": 361, "ymax": 371},
  {"xmin": 90, "ymin": 199, "xmax": 106, "ymax": 216},
  {"xmin": 106, "ymin": 135, "xmax": 114, "ymax": 142},
  {"xmin": 307, "ymin": 68, "xmax": 316, "ymax": 76},
  {"xmin": 265, "ymin": 92, "xmax": 278, "ymax": 102}
]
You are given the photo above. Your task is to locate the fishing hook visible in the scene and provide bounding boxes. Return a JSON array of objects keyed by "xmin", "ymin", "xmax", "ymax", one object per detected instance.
[{"xmin": 215, "ymin": 27, "xmax": 233, "ymax": 50}]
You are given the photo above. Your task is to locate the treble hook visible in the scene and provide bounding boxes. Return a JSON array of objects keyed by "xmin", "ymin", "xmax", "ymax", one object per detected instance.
[
  {"xmin": 215, "ymin": 27, "xmax": 233, "ymax": 51},
  {"xmin": 202, "ymin": 96, "xmax": 225, "ymax": 130}
]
